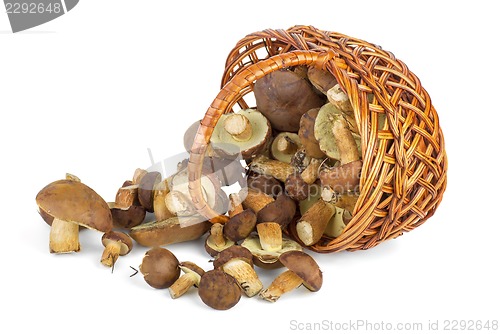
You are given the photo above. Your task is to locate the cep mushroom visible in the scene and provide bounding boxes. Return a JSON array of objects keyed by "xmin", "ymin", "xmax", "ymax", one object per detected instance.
[
  {"xmin": 296, "ymin": 199, "xmax": 336, "ymax": 246},
  {"xmin": 198, "ymin": 269, "xmax": 241, "ymax": 310},
  {"xmin": 100, "ymin": 231, "xmax": 133, "ymax": 267},
  {"xmin": 137, "ymin": 171, "xmax": 162, "ymax": 212},
  {"xmin": 254, "ymin": 68, "xmax": 326, "ymax": 132},
  {"xmin": 213, "ymin": 245, "xmax": 263, "ymax": 297},
  {"xmin": 109, "ymin": 182, "xmax": 146, "ymax": 229},
  {"xmin": 205, "ymin": 222, "xmax": 235, "ymax": 257},
  {"xmin": 223, "ymin": 195, "xmax": 257, "ymax": 242},
  {"xmin": 210, "ymin": 109, "xmax": 272, "ymax": 160},
  {"xmin": 241, "ymin": 235, "xmax": 302, "ymax": 269},
  {"xmin": 259, "ymin": 250, "xmax": 323, "ymax": 302},
  {"xmin": 168, "ymin": 261, "xmax": 205, "ymax": 299},
  {"xmin": 270, "ymin": 132, "xmax": 301, "ymax": 164},
  {"xmin": 36, "ymin": 179, "xmax": 113, "ymax": 253},
  {"xmin": 140, "ymin": 247, "xmax": 180, "ymax": 289}
]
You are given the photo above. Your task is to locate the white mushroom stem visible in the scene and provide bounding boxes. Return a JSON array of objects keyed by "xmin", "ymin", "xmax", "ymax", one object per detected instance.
[
  {"xmin": 222, "ymin": 259, "xmax": 263, "ymax": 297},
  {"xmin": 100, "ymin": 241, "xmax": 122, "ymax": 267},
  {"xmin": 259, "ymin": 270, "xmax": 304, "ymax": 302},
  {"xmin": 208, "ymin": 223, "xmax": 227, "ymax": 248},
  {"xmin": 223, "ymin": 113, "xmax": 253, "ymax": 142},
  {"xmin": 168, "ymin": 272, "xmax": 199, "ymax": 299},
  {"xmin": 296, "ymin": 200, "xmax": 336, "ymax": 246},
  {"xmin": 327, "ymin": 84, "xmax": 354, "ymax": 116},
  {"xmin": 256, "ymin": 222, "xmax": 282, "ymax": 252},
  {"xmin": 49, "ymin": 218, "xmax": 80, "ymax": 254},
  {"xmin": 276, "ymin": 135, "xmax": 298, "ymax": 155},
  {"xmin": 249, "ymin": 155, "xmax": 295, "ymax": 182}
]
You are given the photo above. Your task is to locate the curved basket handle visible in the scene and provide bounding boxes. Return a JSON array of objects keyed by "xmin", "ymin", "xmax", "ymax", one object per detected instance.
[{"xmin": 188, "ymin": 49, "xmax": 342, "ymax": 224}]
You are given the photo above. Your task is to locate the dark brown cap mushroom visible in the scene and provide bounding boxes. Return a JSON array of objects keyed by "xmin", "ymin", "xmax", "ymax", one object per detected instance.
[
  {"xmin": 198, "ymin": 269, "xmax": 241, "ymax": 310},
  {"xmin": 138, "ymin": 171, "xmax": 162, "ymax": 212},
  {"xmin": 223, "ymin": 209, "xmax": 257, "ymax": 242},
  {"xmin": 246, "ymin": 172, "xmax": 283, "ymax": 198},
  {"xmin": 204, "ymin": 223, "xmax": 235, "ymax": 257},
  {"xmin": 256, "ymin": 193, "xmax": 297, "ymax": 229},
  {"xmin": 36, "ymin": 179, "xmax": 113, "ymax": 253},
  {"xmin": 213, "ymin": 245, "xmax": 263, "ymax": 297},
  {"xmin": 259, "ymin": 250, "xmax": 323, "ymax": 302},
  {"xmin": 168, "ymin": 261, "xmax": 205, "ymax": 299},
  {"xmin": 140, "ymin": 247, "xmax": 180, "ymax": 289},
  {"xmin": 100, "ymin": 231, "xmax": 133, "ymax": 267},
  {"xmin": 254, "ymin": 68, "xmax": 326, "ymax": 132}
]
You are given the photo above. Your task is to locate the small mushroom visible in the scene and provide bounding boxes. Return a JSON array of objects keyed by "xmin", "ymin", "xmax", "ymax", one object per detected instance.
[
  {"xmin": 241, "ymin": 235, "xmax": 302, "ymax": 269},
  {"xmin": 205, "ymin": 223, "xmax": 235, "ymax": 257},
  {"xmin": 270, "ymin": 132, "xmax": 301, "ymax": 164},
  {"xmin": 36, "ymin": 179, "xmax": 113, "ymax": 253},
  {"xmin": 210, "ymin": 109, "xmax": 272, "ymax": 160},
  {"xmin": 298, "ymin": 108, "xmax": 326, "ymax": 159},
  {"xmin": 327, "ymin": 84, "xmax": 354, "ymax": 116},
  {"xmin": 138, "ymin": 171, "xmax": 162, "ymax": 212},
  {"xmin": 285, "ymin": 172, "xmax": 310, "ymax": 201},
  {"xmin": 168, "ymin": 262, "xmax": 205, "ymax": 299},
  {"xmin": 256, "ymin": 193, "xmax": 297, "ymax": 229},
  {"xmin": 296, "ymin": 199, "xmax": 336, "ymax": 246},
  {"xmin": 259, "ymin": 250, "xmax": 323, "ymax": 302},
  {"xmin": 223, "ymin": 208, "xmax": 257, "ymax": 242},
  {"xmin": 307, "ymin": 67, "xmax": 338, "ymax": 95},
  {"xmin": 213, "ymin": 245, "xmax": 263, "ymax": 297},
  {"xmin": 198, "ymin": 269, "xmax": 241, "ymax": 310},
  {"xmin": 254, "ymin": 68, "xmax": 326, "ymax": 132},
  {"xmin": 246, "ymin": 172, "xmax": 283, "ymax": 198},
  {"xmin": 140, "ymin": 247, "xmax": 180, "ymax": 289},
  {"xmin": 248, "ymin": 155, "xmax": 295, "ymax": 183},
  {"xmin": 100, "ymin": 231, "xmax": 133, "ymax": 267},
  {"xmin": 109, "ymin": 181, "xmax": 146, "ymax": 229}
]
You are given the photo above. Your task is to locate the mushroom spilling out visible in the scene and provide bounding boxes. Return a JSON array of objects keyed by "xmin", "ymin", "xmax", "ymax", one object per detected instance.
[
  {"xmin": 168, "ymin": 262, "xmax": 205, "ymax": 299},
  {"xmin": 198, "ymin": 269, "xmax": 241, "ymax": 310},
  {"xmin": 140, "ymin": 247, "xmax": 180, "ymax": 289},
  {"xmin": 100, "ymin": 231, "xmax": 133, "ymax": 267},
  {"xmin": 36, "ymin": 178, "xmax": 113, "ymax": 253},
  {"xmin": 259, "ymin": 251, "xmax": 323, "ymax": 302}
]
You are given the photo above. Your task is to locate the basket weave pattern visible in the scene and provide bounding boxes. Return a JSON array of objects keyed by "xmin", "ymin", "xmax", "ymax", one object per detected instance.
[{"xmin": 188, "ymin": 25, "xmax": 447, "ymax": 253}]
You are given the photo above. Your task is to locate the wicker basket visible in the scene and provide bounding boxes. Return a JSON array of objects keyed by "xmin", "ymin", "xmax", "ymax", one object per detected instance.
[{"xmin": 188, "ymin": 25, "xmax": 447, "ymax": 253}]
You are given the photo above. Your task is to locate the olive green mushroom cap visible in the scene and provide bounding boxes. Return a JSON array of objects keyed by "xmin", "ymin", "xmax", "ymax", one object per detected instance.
[{"xmin": 36, "ymin": 179, "xmax": 113, "ymax": 232}]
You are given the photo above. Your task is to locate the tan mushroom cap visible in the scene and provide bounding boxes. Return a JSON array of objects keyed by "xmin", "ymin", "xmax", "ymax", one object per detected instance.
[
  {"xmin": 101, "ymin": 231, "xmax": 133, "ymax": 255},
  {"xmin": 36, "ymin": 179, "xmax": 112, "ymax": 232},
  {"xmin": 278, "ymin": 250, "xmax": 323, "ymax": 291},
  {"xmin": 179, "ymin": 261, "xmax": 205, "ymax": 278}
]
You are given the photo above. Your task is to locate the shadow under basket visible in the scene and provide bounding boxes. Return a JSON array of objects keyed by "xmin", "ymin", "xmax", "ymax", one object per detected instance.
[{"xmin": 187, "ymin": 25, "xmax": 447, "ymax": 253}]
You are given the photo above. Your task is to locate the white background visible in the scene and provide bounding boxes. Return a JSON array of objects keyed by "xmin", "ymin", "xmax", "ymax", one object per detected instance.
[{"xmin": 1, "ymin": 1, "xmax": 499, "ymax": 333}]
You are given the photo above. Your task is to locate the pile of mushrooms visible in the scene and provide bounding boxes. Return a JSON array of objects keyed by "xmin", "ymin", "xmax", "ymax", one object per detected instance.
[{"xmin": 35, "ymin": 66, "xmax": 372, "ymax": 310}]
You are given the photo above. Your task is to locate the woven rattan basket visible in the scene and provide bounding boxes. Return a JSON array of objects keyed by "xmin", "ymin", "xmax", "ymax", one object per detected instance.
[{"xmin": 188, "ymin": 25, "xmax": 447, "ymax": 253}]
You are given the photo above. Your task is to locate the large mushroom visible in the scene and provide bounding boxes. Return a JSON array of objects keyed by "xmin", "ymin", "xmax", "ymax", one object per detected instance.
[
  {"xmin": 259, "ymin": 250, "xmax": 323, "ymax": 302},
  {"xmin": 36, "ymin": 179, "xmax": 113, "ymax": 253},
  {"xmin": 254, "ymin": 68, "xmax": 326, "ymax": 132}
]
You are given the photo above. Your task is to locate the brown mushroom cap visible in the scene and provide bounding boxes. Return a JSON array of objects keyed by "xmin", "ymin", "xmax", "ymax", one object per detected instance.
[
  {"xmin": 298, "ymin": 108, "xmax": 325, "ymax": 159},
  {"xmin": 257, "ymin": 193, "xmax": 297, "ymax": 229},
  {"xmin": 36, "ymin": 179, "xmax": 112, "ymax": 232},
  {"xmin": 307, "ymin": 67, "xmax": 338, "ymax": 95},
  {"xmin": 278, "ymin": 251, "xmax": 323, "ymax": 291},
  {"xmin": 140, "ymin": 247, "xmax": 180, "ymax": 289},
  {"xmin": 138, "ymin": 171, "xmax": 162, "ymax": 212},
  {"xmin": 223, "ymin": 209, "xmax": 257, "ymax": 242},
  {"xmin": 247, "ymin": 172, "xmax": 283, "ymax": 198},
  {"xmin": 213, "ymin": 245, "xmax": 254, "ymax": 269},
  {"xmin": 109, "ymin": 202, "xmax": 146, "ymax": 229},
  {"xmin": 254, "ymin": 69, "xmax": 326, "ymax": 132},
  {"xmin": 179, "ymin": 261, "xmax": 205, "ymax": 278},
  {"xmin": 101, "ymin": 231, "xmax": 133, "ymax": 255},
  {"xmin": 198, "ymin": 269, "xmax": 241, "ymax": 310}
]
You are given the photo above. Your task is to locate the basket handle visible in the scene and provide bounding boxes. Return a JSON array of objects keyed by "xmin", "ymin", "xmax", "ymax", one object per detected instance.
[{"xmin": 188, "ymin": 49, "xmax": 342, "ymax": 224}]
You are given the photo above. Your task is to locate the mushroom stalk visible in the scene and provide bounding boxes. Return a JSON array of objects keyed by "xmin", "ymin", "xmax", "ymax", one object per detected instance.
[
  {"xmin": 49, "ymin": 218, "xmax": 80, "ymax": 253},
  {"xmin": 100, "ymin": 241, "xmax": 122, "ymax": 267},
  {"xmin": 296, "ymin": 200, "xmax": 336, "ymax": 246},
  {"xmin": 209, "ymin": 223, "xmax": 227, "ymax": 248},
  {"xmin": 242, "ymin": 188, "xmax": 275, "ymax": 213},
  {"xmin": 332, "ymin": 117, "xmax": 360, "ymax": 165},
  {"xmin": 276, "ymin": 135, "xmax": 298, "ymax": 155},
  {"xmin": 228, "ymin": 193, "xmax": 244, "ymax": 218},
  {"xmin": 222, "ymin": 259, "xmax": 263, "ymax": 297},
  {"xmin": 223, "ymin": 114, "xmax": 253, "ymax": 142},
  {"xmin": 301, "ymin": 158, "xmax": 322, "ymax": 184},
  {"xmin": 249, "ymin": 155, "xmax": 295, "ymax": 182},
  {"xmin": 259, "ymin": 270, "xmax": 304, "ymax": 302},
  {"xmin": 256, "ymin": 222, "xmax": 282, "ymax": 252},
  {"xmin": 168, "ymin": 272, "xmax": 199, "ymax": 299},
  {"xmin": 327, "ymin": 84, "xmax": 354, "ymax": 116}
]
